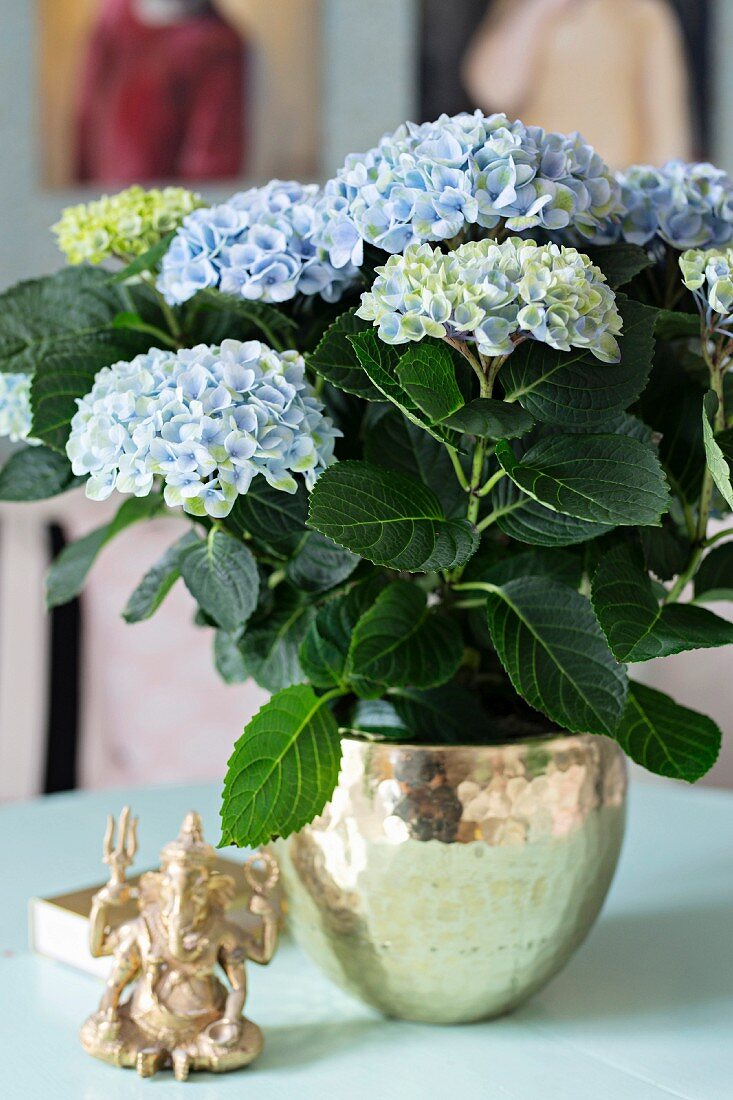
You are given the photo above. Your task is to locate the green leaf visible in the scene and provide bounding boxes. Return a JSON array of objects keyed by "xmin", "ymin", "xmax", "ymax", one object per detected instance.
[
  {"xmin": 591, "ymin": 542, "xmax": 733, "ymax": 661},
  {"xmin": 213, "ymin": 630, "xmax": 249, "ymax": 684},
  {"xmin": 364, "ymin": 410, "xmax": 465, "ymax": 518},
  {"xmin": 484, "ymin": 577, "xmax": 628, "ymax": 736},
  {"xmin": 299, "ymin": 576, "xmax": 385, "ymax": 689},
  {"xmin": 221, "ymin": 684, "xmax": 343, "ymax": 847},
  {"xmin": 640, "ymin": 522, "xmax": 689, "ymax": 581},
  {"xmin": 348, "ymin": 698, "xmax": 409, "ymax": 739},
  {"xmin": 390, "ymin": 684, "xmax": 498, "ymax": 743},
  {"xmin": 501, "ymin": 298, "xmax": 657, "ymax": 428},
  {"xmin": 614, "ymin": 682, "xmax": 721, "ymax": 782},
  {"xmin": 306, "ymin": 308, "xmax": 382, "ymax": 400},
  {"xmin": 224, "ymin": 478, "xmax": 308, "ymax": 556},
  {"xmin": 239, "ymin": 587, "xmax": 316, "ymax": 693},
  {"xmin": 180, "ymin": 529, "xmax": 259, "ymax": 634},
  {"xmin": 496, "ymin": 433, "xmax": 670, "ymax": 526},
  {"xmin": 110, "ymin": 233, "xmax": 176, "ymax": 282},
  {"xmin": 30, "ymin": 329, "xmax": 150, "ymax": 452},
  {"xmin": 655, "ymin": 309, "xmax": 700, "ymax": 340},
  {"xmin": 640, "ymin": 346, "xmax": 705, "ymax": 503},
  {"xmin": 349, "ymin": 330, "xmax": 454, "ymax": 443},
  {"xmin": 442, "ymin": 398, "xmax": 534, "ymax": 439},
  {"xmin": 702, "ymin": 391, "xmax": 733, "ymax": 510},
  {"xmin": 308, "ymin": 460, "xmax": 478, "ymax": 571},
  {"xmin": 464, "ymin": 545, "xmax": 582, "ymax": 589},
  {"xmin": 395, "ymin": 343, "xmax": 465, "ymax": 423},
  {"xmin": 584, "ymin": 243, "xmax": 653, "ymax": 289},
  {"xmin": 45, "ymin": 494, "xmax": 163, "ymax": 609},
  {"xmin": 695, "ymin": 544, "xmax": 733, "ymax": 602},
  {"xmin": 0, "ymin": 446, "xmax": 82, "ymax": 500},
  {"xmin": 193, "ymin": 289, "xmax": 297, "ymax": 350},
  {"xmin": 493, "ymin": 475, "xmax": 614, "ymax": 546},
  {"xmin": 122, "ymin": 531, "xmax": 198, "ymax": 623},
  {"xmin": 0, "ymin": 267, "xmax": 122, "ymax": 374},
  {"xmin": 346, "ymin": 581, "xmax": 464, "ymax": 696},
  {"xmin": 285, "ymin": 532, "xmax": 359, "ymax": 594}
]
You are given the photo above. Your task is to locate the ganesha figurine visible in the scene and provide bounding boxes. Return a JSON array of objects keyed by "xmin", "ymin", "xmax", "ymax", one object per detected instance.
[{"xmin": 80, "ymin": 806, "xmax": 279, "ymax": 1080}]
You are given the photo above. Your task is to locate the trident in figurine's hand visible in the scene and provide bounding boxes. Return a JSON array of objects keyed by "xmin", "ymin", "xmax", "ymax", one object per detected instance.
[{"xmin": 101, "ymin": 806, "xmax": 138, "ymax": 901}]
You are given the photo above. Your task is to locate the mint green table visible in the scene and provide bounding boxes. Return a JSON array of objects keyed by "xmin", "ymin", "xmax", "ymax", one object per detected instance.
[{"xmin": 1, "ymin": 781, "xmax": 731, "ymax": 1099}]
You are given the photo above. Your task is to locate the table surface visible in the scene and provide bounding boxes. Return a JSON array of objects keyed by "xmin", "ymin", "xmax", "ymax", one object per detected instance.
[{"xmin": 0, "ymin": 780, "xmax": 731, "ymax": 1100}]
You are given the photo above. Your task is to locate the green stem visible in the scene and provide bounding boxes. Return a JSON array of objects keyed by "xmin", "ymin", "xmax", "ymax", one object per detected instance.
[
  {"xmin": 476, "ymin": 469, "xmax": 505, "ymax": 498},
  {"xmin": 703, "ymin": 526, "xmax": 733, "ymax": 548},
  {"xmin": 666, "ymin": 344, "xmax": 727, "ymax": 602},
  {"xmin": 142, "ymin": 274, "xmax": 182, "ymax": 341},
  {"xmin": 120, "ymin": 320, "xmax": 179, "ymax": 350},
  {"xmin": 447, "ymin": 446, "xmax": 471, "ymax": 492},
  {"xmin": 452, "ymin": 581, "xmax": 497, "ymax": 596},
  {"xmin": 466, "ymin": 440, "xmax": 487, "ymax": 528},
  {"xmin": 444, "ymin": 338, "xmax": 488, "ymax": 395}
]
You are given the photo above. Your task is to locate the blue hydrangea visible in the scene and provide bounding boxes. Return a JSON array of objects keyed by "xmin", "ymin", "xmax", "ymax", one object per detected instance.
[
  {"xmin": 357, "ymin": 238, "xmax": 623, "ymax": 364},
  {"xmin": 157, "ymin": 180, "xmax": 359, "ymax": 307},
  {"xmin": 598, "ymin": 162, "xmax": 733, "ymax": 251},
  {"xmin": 66, "ymin": 341, "xmax": 341, "ymax": 518},
  {"xmin": 314, "ymin": 111, "xmax": 620, "ymax": 267},
  {"xmin": 0, "ymin": 373, "xmax": 37, "ymax": 443}
]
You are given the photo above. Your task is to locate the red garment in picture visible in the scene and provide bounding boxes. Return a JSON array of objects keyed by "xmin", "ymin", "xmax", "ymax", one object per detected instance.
[{"xmin": 74, "ymin": 0, "xmax": 246, "ymax": 184}]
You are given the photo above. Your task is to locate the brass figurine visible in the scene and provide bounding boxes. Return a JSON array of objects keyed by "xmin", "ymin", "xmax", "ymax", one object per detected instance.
[{"xmin": 80, "ymin": 806, "xmax": 279, "ymax": 1080}]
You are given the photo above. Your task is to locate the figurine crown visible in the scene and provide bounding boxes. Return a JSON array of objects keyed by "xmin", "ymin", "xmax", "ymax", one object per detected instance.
[{"xmin": 160, "ymin": 811, "xmax": 216, "ymax": 869}]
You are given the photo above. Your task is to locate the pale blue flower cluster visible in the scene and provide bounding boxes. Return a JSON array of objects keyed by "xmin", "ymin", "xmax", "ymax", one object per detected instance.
[
  {"xmin": 0, "ymin": 373, "xmax": 36, "ymax": 443},
  {"xmin": 157, "ymin": 180, "xmax": 359, "ymax": 307},
  {"xmin": 357, "ymin": 238, "xmax": 623, "ymax": 363},
  {"xmin": 66, "ymin": 341, "xmax": 340, "ymax": 518},
  {"xmin": 601, "ymin": 162, "xmax": 733, "ymax": 251},
  {"xmin": 314, "ymin": 111, "xmax": 621, "ymax": 268}
]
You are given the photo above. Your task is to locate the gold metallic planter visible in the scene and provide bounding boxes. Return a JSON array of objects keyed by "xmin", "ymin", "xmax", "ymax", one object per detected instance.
[{"xmin": 275, "ymin": 733, "xmax": 627, "ymax": 1023}]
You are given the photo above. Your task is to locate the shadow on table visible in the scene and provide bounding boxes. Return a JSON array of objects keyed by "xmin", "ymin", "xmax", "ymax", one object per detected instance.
[
  {"xmin": 259, "ymin": 1018, "xmax": 386, "ymax": 1070},
  {"xmin": 527, "ymin": 896, "xmax": 733, "ymax": 1023}
]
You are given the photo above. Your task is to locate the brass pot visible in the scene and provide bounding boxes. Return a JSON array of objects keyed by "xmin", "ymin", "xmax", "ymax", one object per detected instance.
[{"xmin": 274, "ymin": 733, "xmax": 627, "ymax": 1024}]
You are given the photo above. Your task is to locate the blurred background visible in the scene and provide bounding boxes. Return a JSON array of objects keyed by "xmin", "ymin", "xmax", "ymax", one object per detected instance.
[{"xmin": 1, "ymin": 0, "xmax": 732, "ymax": 801}]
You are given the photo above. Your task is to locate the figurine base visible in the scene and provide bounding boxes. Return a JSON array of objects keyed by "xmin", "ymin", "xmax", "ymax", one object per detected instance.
[{"xmin": 80, "ymin": 1007, "xmax": 264, "ymax": 1079}]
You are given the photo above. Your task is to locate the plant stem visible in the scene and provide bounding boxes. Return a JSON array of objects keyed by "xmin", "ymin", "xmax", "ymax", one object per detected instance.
[
  {"xmin": 142, "ymin": 274, "xmax": 183, "ymax": 341},
  {"xmin": 476, "ymin": 469, "xmax": 505, "ymax": 498},
  {"xmin": 444, "ymin": 338, "xmax": 488, "ymax": 395},
  {"xmin": 666, "ymin": 341, "xmax": 727, "ymax": 602},
  {"xmin": 703, "ymin": 526, "xmax": 733, "ymax": 548},
  {"xmin": 120, "ymin": 319, "xmax": 179, "ymax": 349},
  {"xmin": 447, "ymin": 446, "xmax": 471, "ymax": 492}
]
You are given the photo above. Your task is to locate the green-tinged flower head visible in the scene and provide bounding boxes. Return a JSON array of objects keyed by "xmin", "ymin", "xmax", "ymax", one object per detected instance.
[
  {"xmin": 357, "ymin": 237, "xmax": 623, "ymax": 363},
  {"xmin": 53, "ymin": 185, "xmax": 203, "ymax": 265},
  {"xmin": 680, "ymin": 247, "xmax": 733, "ymax": 317}
]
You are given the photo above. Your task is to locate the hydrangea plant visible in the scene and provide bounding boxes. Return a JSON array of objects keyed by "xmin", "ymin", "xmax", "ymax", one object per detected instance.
[{"xmin": 2, "ymin": 116, "xmax": 733, "ymax": 849}]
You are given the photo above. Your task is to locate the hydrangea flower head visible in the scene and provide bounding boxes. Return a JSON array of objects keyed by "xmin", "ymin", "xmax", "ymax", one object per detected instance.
[
  {"xmin": 0, "ymin": 373, "xmax": 36, "ymax": 443},
  {"xmin": 66, "ymin": 341, "xmax": 340, "ymax": 518},
  {"xmin": 53, "ymin": 186, "xmax": 202, "ymax": 265},
  {"xmin": 315, "ymin": 111, "xmax": 621, "ymax": 266},
  {"xmin": 680, "ymin": 247, "xmax": 733, "ymax": 318},
  {"xmin": 606, "ymin": 162, "xmax": 733, "ymax": 251},
  {"xmin": 157, "ymin": 180, "xmax": 359, "ymax": 307},
  {"xmin": 357, "ymin": 237, "xmax": 623, "ymax": 363}
]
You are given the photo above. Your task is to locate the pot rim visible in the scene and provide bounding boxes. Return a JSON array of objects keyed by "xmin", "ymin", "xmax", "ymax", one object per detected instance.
[{"xmin": 339, "ymin": 729, "xmax": 606, "ymax": 754}]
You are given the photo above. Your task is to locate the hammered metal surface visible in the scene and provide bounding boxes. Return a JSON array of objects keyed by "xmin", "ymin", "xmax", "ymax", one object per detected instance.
[{"xmin": 275, "ymin": 734, "xmax": 627, "ymax": 1023}]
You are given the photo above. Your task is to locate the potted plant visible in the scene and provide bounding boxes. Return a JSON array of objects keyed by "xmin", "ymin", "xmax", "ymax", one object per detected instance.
[{"xmin": 2, "ymin": 116, "xmax": 732, "ymax": 1023}]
